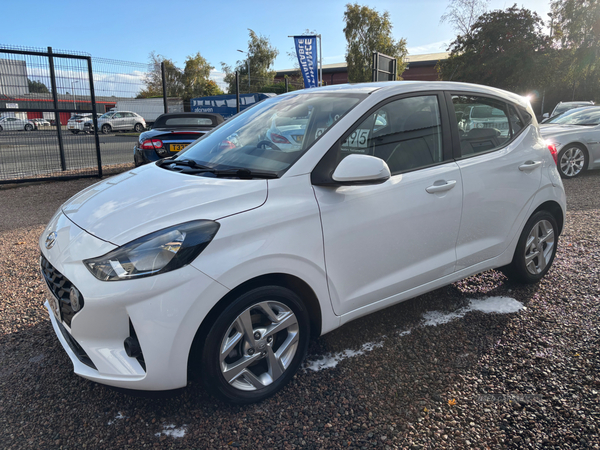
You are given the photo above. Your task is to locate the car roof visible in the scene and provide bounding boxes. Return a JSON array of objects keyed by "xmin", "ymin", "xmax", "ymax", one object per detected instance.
[{"xmin": 279, "ymin": 81, "xmax": 531, "ymax": 108}]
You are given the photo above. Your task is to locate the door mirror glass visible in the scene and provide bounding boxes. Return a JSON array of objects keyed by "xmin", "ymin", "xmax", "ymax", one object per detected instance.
[
  {"xmin": 542, "ymin": 113, "xmax": 549, "ymax": 118},
  {"xmin": 332, "ymin": 154, "xmax": 391, "ymax": 184}
]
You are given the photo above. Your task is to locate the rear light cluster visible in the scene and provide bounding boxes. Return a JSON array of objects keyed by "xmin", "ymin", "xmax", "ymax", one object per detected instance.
[
  {"xmin": 140, "ymin": 138, "xmax": 168, "ymax": 157},
  {"xmin": 547, "ymin": 143, "xmax": 558, "ymax": 165},
  {"xmin": 270, "ymin": 133, "xmax": 290, "ymax": 144}
]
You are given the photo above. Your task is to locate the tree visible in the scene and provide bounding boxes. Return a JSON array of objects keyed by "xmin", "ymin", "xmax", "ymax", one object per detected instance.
[
  {"xmin": 550, "ymin": 0, "xmax": 600, "ymax": 101},
  {"xmin": 343, "ymin": 3, "xmax": 408, "ymax": 83},
  {"xmin": 438, "ymin": 6, "xmax": 553, "ymax": 94},
  {"xmin": 222, "ymin": 30, "xmax": 279, "ymax": 93},
  {"xmin": 181, "ymin": 52, "xmax": 222, "ymax": 99},
  {"xmin": 440, "ymin": 0, "xmax": 490, "ymax": 37},
  {"xmin": 27, "ymin": 79, "xmax": 49, "ymax": 93},
  {"xmin": 138, "ymin": 52, "xmax": 183, "ymax": 98}
]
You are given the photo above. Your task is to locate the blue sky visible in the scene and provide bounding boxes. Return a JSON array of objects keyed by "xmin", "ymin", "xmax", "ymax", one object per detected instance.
[{"xmin": 2, "ymin": 0, "xmax": 551, "ymax": 95}]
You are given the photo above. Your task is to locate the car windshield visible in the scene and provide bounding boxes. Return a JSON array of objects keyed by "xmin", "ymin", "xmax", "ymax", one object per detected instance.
[
  {"xmin": 99, "ymin": 113, "xmax": 113, "ymax": 119},
  {"xmin": 547, "ymin": 107, "xmax": 600, "ymax": 125},
  {"xmin": 172, "ymin": 92, "xmax": 366, "ymax": 175}
]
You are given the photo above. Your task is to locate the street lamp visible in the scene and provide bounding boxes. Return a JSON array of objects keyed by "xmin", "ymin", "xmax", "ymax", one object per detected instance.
[
  {"xmin": 71, "ymin": 80, "xmax": 79, "ymax": 111},
  {"xmin": 237, "ymin": 49, "xmax": 250, "ymax": 90}
]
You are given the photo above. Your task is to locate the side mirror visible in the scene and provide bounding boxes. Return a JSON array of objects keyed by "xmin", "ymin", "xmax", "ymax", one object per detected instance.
[
  {"xmin": 543, "ymin": 113, "xmax": 549, "ymax": 119},
  {"xmin": 332, "ymin": 154, "xmax": 391, "ymax": 184}
]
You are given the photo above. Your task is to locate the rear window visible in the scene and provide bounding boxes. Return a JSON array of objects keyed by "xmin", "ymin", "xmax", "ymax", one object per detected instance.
[{"xmin": 154, "ymin": 115, "xmax": 217, "ymax": 128}]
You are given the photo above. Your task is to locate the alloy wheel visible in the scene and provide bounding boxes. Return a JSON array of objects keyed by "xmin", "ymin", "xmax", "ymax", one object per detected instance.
[
  {"xmin": 524, "ymin": 219, "xmax": 555, "ymax": 275},
  {"xmin": 219, "ymin": 301, "xmax": 299, "ymax": 391},
  {"xmin": 560, "ymin": 147, "xmax": 585, "ymax": 177}
]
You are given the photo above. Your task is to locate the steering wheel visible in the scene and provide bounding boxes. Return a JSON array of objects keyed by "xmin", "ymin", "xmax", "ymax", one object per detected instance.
[{"xmin": 256, "ymin": 140, "xmax": 281, "ymax": 151}]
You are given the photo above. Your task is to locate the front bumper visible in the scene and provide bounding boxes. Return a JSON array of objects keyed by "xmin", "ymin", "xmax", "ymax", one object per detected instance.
[{"xmin": 40, "ymin": 212, "xmax": 229, "ymax": 390}]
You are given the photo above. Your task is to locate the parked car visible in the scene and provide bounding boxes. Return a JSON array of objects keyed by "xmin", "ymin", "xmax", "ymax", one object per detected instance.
[
  {"xmin": 457, "ymin": 104, "xmax": 510, "ymax": 136},
  {"xmin": 134, "ymin": 112, "xmax": 224, "ymax": 166},
  {"xmin": 0, "ymin": 116, "xmax": 35, "ymax": 132},
  {"xmin": 540, "ymin": 106, "xmax": 600, "ymax": 178},
  {"xmin": 541, "ymin": 100, "xmax": 594, "ymax": 123},
  {"xmin": 39, "ymin": 81, "xmax": 566, "ymax": 404},
  {"xmin": 86, "ymin": 111, "xmax": 146, "ymax": 134},
  {"xmin": 31, "ymin": 118, "xmax": 51, "ymax": 128},
  {"xmin": 67, "ymin": 114, "xmax": 95, "ymax": 134}
]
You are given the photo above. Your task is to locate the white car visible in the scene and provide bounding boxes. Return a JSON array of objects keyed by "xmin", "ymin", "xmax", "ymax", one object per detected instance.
[
  {"xmin": 95, "ymin": 111, "xmax": 146, "ymax": 134},
  {"xmin": 40, "ymin": 81, "xmax": 566, "ymax": 404},
  {"xmin": 67, "ymin": 114, "xmax": 95, "ymax": 134},
  {"xmin": 0, "ymin": 116, "xmax": 35, "ymax": 132}
]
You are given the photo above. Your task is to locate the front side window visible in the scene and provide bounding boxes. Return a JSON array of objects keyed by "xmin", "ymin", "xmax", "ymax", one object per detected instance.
[
  {"xmin": 333, "ymin": 95, "xmax": 444, "ymax": 175},
  {"xmin": 453, "ymin": 95, "xmax": 514, "ymax": 156},
  {"xmin": 173, "ymin": 92, "xmax": 366, "ymax": 175}
]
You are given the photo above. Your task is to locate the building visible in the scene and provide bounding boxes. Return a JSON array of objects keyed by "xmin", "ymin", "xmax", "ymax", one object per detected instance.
[
  {"xmin": 275, "ymin": 52, "xmax": 449, "ymax": 86},
  {"xmin": 0, "ymin": 58, "xmax": 28, "ymax": 97}
]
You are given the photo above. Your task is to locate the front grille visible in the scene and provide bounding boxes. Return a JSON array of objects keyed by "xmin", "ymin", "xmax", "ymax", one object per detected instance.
[
  {"xmin": 40, "ymin": 255, "xmax": 83, "ymax": 327},
  {"xmin": 483, "ymin": 122, "xmax": 509, "ymax": 129}
]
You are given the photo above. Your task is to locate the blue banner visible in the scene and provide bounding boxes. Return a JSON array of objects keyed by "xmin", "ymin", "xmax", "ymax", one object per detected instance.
[{"xmin": 294, "ymin": 36, "xmax": 318, "ymax": 88}]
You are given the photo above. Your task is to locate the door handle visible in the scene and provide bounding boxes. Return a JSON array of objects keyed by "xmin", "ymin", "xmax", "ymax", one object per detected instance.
[
  {"xmin": 519, "ymin": 160, "xmax": 542, "ymax": 171},
  {"xmin": 426, "ymin": 180, "xmax": 457, "ymax": 194}
]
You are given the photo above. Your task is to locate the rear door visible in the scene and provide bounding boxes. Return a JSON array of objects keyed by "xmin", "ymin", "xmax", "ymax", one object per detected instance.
[
  {"xmin": 313, "ymin": 92, "xmax": 463, "ymax": 316},
  {"xmin": 447, "ymin": 93, "xmax": 542, "ymax": 271}
]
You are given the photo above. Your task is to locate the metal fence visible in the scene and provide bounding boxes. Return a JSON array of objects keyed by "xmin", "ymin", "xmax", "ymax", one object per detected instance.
[{"xmin": 0, "ymin": 44, "xmax": 305, "ymax": 184}]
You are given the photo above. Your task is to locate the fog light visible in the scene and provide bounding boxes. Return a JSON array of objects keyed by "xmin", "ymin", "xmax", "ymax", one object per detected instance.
[
  {"xmin": 70, "ymin": 286, "xmax": 81, "ymax": 312},
  {"xmin": 124, "ymin": 336, "xmax": 142, "ymax": 358}
]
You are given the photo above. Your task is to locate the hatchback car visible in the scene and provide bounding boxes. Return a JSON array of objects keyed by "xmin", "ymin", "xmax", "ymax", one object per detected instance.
[
  {"xmin": 540, "ymin": 106, "xmax": 600, "ymax": 178},
  {"xmin": 90, "ymin": 111, "xmax": 146, "ymax": 134},
  {"xmin": 67, "ymin": 114, "xmax": 95, "ymax": 134},
  {"xmin": 40, "ymin": 82, "xmax": 566, "ymax": 404},
  {"xmin": 134, "ymin": 112, "xmax": 224, "ymax": 166}
]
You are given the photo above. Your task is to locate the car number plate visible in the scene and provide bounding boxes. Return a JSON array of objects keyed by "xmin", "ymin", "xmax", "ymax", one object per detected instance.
[
  {"xmin": 171, "ymin": 144, "xmax": 188, "ymax": 152},
  {"xmin": 42, "ymin": 279, "xmax": 61, "ymax": 321}
]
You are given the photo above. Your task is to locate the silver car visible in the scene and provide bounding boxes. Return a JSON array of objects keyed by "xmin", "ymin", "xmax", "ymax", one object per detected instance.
[
  {"xmin": 0, "ymin": 116, "xmax": 35, "ymax": 132},
  {"xmin": 540, "ymin": 106, "xmax": 600, "ymax": 178},
  {"xmin": 96, "ymin": 111, "xmax": 146, "ymax": 134}
]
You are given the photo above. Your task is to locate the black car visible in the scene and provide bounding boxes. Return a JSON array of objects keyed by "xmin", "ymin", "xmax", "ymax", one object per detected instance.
[{"xmin": 133, "ymin": 112, "xmax": 224, "ymax": 166}]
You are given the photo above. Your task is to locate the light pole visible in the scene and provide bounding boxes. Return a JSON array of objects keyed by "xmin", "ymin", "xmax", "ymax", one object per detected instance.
[
  {"xmin": 71, "ymin": 80, "xmax": 79, "ymax": 111},
  {"xmin": 237, "ymin": 49, "xmax": 250, "ymax": 90}
]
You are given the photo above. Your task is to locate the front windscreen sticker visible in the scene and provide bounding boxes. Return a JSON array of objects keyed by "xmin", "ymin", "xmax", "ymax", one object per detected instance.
[{"xmin": 342, "ymin": 129, "xmax": 370, "ymax": 152}]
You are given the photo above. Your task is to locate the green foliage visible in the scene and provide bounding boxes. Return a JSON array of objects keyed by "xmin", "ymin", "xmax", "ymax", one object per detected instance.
[
  {"xmin": 549, "ymin": 0, "xmax": 600, "ymax": 102},
  {"xmin": 438, "ymin": 6, "xmax": 553, "ymax": 93},
  {"xmin": 27, "ymin": 79, "xmax": 50, "ymax": 93},
  {"xmin": 343, "ymin": 3, "xmax": 408, "ymax": 82},
  {"xmin": 138, "ymin": 51, "xmax": 221, "ymax": 100},
  {"xmin": 222, "ymin": 30, "xmax": 279, "ymax": 94}
]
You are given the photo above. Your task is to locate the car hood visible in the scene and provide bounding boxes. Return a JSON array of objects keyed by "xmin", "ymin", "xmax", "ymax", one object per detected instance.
[
  {"xmin": 539, "ymin": 124, "xmax": 591, "ymax": 138},
  {"xmin": 61, "ymin": 163, "xmax": 268, "ymax": 246}
]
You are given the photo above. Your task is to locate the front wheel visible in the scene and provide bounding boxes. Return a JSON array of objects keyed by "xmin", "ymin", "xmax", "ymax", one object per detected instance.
[
  {"xmin": 558, "ymin": 144, "xmax": 587, "ymax": 178},
  {"xmin": 24, "ymin": 123, "xmax": 33, "ymax": 131},
  {"xmin": 502, "ymin": 211, "xmax": 558, "ymax": 284},
  {"xmin": 101, "ymin": 124, "xmax": 111, "ymax": 134},
  {"xmin": 134, "ymin": 123, "xmax": 144, "ymax": 133},
  {"xmin": 200, "ymin": 286, "xmax": 310, "ymax": 404}
]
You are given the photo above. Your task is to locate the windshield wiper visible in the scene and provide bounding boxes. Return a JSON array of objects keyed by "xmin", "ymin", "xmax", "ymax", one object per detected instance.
[{"xmin": 186, "ymin": 167, "xmax": 278, "ymax": 179}]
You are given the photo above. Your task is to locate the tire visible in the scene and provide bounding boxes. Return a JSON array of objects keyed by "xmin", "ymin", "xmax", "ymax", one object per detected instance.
[
  {"xmin": 557, "ymin": 144, "xmax": 587, "ymax": 179},
  {"xmin": 134, "ymin": 123, "xmax": 144, "ymax": 133},
  {"xmin": 0, "ymin": 125, "xmax": 3, "ymax": 132},
  {"xmin": 502, "ymin": 211, "xmax": 558, "ymax": 284},
  {"xmin": 24, "ymin": 123, "xmax": 33, "ymax": 131},
  {"xmin": 70, "ymin": 130, "xmax": 79, "ymax": 134},
  {"xmin": 101, "ymin": 124, "xmax": 111, "ymax": 134},
  {"xmin": 199, "ymin": 286, "xmax": 310, "ymax": 404}
]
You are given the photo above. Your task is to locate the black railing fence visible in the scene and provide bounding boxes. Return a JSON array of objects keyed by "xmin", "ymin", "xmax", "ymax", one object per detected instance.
[{"xmin": 0, "ymin": 44, "xmax": 306, "ymax": 184}]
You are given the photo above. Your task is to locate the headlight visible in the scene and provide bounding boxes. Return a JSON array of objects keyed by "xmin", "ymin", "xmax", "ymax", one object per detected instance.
[{"xmin": 84, "ymin": 220, "xmax": 220, "ymax": 281}]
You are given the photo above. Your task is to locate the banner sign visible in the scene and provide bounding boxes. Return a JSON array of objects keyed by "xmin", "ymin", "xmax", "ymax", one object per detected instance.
[{"xmin": 294, "ymin": 36, "xmax": 318, "ymax": 88}]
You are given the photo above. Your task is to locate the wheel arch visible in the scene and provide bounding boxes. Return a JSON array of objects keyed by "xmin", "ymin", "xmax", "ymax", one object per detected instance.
[
  {"xmin": 531, "ymin": 200, "xmax": 564, "ymax": 236},
  {"xmin": 187, "ymin": 272, "xmax": 322, "ymax": 374}
]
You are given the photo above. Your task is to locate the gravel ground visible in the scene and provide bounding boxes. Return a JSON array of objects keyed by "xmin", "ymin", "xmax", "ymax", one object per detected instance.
[{"xmin": 0, "ymin": 170, "xmax": 599, "ymax": 449}]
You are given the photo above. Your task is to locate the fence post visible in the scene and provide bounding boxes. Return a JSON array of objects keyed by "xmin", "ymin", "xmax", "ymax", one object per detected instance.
[
  {"xmin": 47, "ymin": 47, "xmax": 67, "ymax": 171},
  {"xmin": 161, "ymin": 62, "xmax": 168, "ymax": 113},
  {"xmin": 236, "ymin": 71, "xmax": 240, "ymax": 113},
  {"xmin": 372, "ymin": 51, "xmax": 378, "ymax": 82},
  {"xmin": 285, "ymin": 77, "xmax": 289, "ymax": 93},
  {"xmin": 86, "ymin": 56, "xmax": 102, "ymax": 178}
]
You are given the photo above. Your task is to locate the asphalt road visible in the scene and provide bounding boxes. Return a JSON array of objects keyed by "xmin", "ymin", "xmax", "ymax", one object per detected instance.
[{"xmin": 0, "ymin": 130, "xmax": 137, "ymax": 180}]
